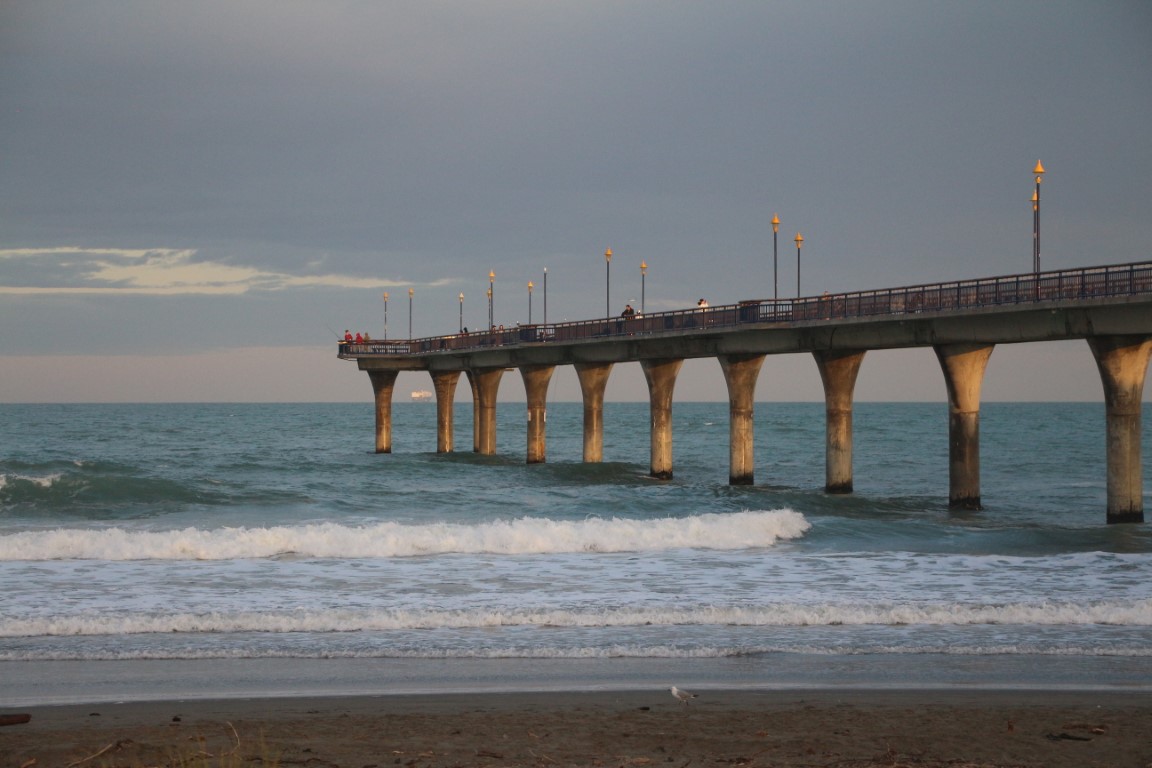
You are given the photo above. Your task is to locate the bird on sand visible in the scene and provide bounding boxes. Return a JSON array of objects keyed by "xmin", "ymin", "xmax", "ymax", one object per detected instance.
[{"xmin": 670, "ymin": 686, "xmax": 698, "ymax": 705}]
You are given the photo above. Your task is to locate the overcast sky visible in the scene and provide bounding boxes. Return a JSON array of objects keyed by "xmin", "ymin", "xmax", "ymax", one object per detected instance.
[{"xmin": 2, "ymin": 1, "xmax": 1150, "ymax": 403}]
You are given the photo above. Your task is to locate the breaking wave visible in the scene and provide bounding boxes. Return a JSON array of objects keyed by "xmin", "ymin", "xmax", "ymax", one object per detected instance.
[
  {"xmin": 3, "ymin": 599, "xmax": 1150, "ymax": 639},
  {"xmin": 0, "ymin": 509, "xmax": 810, "ymax": 561}
]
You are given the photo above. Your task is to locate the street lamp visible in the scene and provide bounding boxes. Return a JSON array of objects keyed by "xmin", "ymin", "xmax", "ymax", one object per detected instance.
[
  {"xmin": 459, "ymin": 292, "xmax": 464, "ymax": 333},
  {"xmin": 543, "ymin": 268, "xmax": 548, "ymax": 325},
  {"xmin": 382, "ymin": 292, "xmax": 389, "ymax": 339},
  {"xmin": 528, "ymin": 281, "xmax": 534, "ymax": 324},
  {"xmin": 488, "ymin": 270, "xmax": 495, "ymax": 329},
  {"xmin": 1032, "ymin": 160, "xmax": 1045, "ymax": 274},
  {"xmin": 408, "ymin": 287, "xmax": 414, "ymax": 339},
  {"xmin": 605, "ymin": 247, "xmax": 612, "ymax": 317},
  {"xmin": 771, "ymin": 213, "xmax": 780, "ymax": 300},
  {"xmin": 640, "ymin": 261, "xmax": 647, "ymax": 314},
  {"xmin": 794, "ymin": 232, "xmax": 804, "ymax": 297}
]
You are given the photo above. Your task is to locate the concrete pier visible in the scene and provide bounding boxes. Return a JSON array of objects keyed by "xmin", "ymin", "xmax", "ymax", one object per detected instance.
[
  {"xmin": 718, "ymin": 354, "xmax": 766, "ymax": 485},
  {"xmin": 813, "ymin": 349, "xmax": 866, "ymax": 494},
  {"xmin": 431, "ymin": 371, "xmax": 462, "ymax": 453},
  {"xmin": 574, "ymin": 362, "xmax": 614, "ymax": 463},
  {"xmin": 1088, "ymin": 335, "xmax": 1152, "ymax": 523},
  {"xmin": 347, "ymin": 259, "xmax": 1152, "ymax": 523},
  {"xmin": 520, "ymin": 365, "xmax": 555, "ymax": 464},
  {"xmin": 367, "ymin": 369, "xmax": 399, "ymax": 454},
  {"xmin": 641, "ymin": 358, "xmax": 683, "ymax": 480},
  {"xmin": 934, "ymin": 343, "xmax": 995, "ymax": 510},
  {"xmin": 466, "ymin": 368, "xmax": 504, "ymax": 455}
]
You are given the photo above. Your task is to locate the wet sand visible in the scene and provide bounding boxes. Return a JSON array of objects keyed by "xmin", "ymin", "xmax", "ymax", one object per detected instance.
[{"xmin": 3, "ymin": 689, "xmax": 1151, "ymax": 767}]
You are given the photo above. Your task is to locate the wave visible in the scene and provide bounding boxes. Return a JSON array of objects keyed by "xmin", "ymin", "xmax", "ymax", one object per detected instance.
[
  {"xmin": 4, "ymin": 599, "xmax": 1149, "ymax": 638},
  {"xmin": 0, "ymin": 510, "xmax": 810, "ymax": 561},
  {"xmin": 0, "ymin": 472, "xmax": 63, "ymax": 490},
  {"xmin": 0, "ymin": 462, "xmax": 224, "ymax": 511},
  {"xmin": 5, "ymin": 644, "xmax": 1152, "ymax": 662}
]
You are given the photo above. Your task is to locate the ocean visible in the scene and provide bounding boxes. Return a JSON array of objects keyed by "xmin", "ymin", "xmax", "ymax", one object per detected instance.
[{"xmin": 1, "ymin": 401, "xmax": 1150, "ymax": 704}]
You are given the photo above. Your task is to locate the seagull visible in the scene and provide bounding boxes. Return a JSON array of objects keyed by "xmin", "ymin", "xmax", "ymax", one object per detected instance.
[{"xmin": 670, "ymin": 686, "xmax": 698, "ymax": 705}]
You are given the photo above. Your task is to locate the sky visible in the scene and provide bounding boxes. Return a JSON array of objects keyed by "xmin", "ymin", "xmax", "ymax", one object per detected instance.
[{"xmin": 2, "ymin": 1, "xmax": 1150, "ymax": 403}]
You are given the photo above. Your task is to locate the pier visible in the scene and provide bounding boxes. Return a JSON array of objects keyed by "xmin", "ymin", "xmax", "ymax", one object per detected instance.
[{"xmin": 339, "ymin": 261, "xmax": 1152, "ymax": 523}]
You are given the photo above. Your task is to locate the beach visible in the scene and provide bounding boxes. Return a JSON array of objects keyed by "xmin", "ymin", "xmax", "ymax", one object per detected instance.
[
  {"xmin": 3, "ymin": 403, "xmax": 1151, "ymax": 766},
  {"xmin": 4, "ymin": 689, "xmax": 1151, "ymax": 768}
]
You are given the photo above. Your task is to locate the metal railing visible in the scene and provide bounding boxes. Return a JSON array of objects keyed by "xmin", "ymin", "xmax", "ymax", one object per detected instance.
[{"xmin": 338, "ymin": 260, "xmax": 1152, "ymax": 359}]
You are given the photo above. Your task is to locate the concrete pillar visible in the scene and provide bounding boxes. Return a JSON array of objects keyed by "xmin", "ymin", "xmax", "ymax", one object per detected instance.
[
  {"xmin": 813, "ymin": 350, "xmax": 867, "ymax": 494},
  {"xmin": 574, "ymin": 362, "xmax": 614, "ymax": 462},
  {"xmin": 465, "ymin": 370, "xmax": 481, "ymax": 453},
  {"xmin": 1088, "ymin": 335, "xmax": 1152, "ymax": 524},
  {"xmin": 520, "ymin": 365, "xmax": 556, "ymax": 464},
  {"xmin": 466, "ymin": 368, "xmax": 504, "ymax": 455},
  {"xmin": 934, "ymin": 343, "xmax": 995, "ymax": 510},
  {"xmin": 640, "ymin": 358, "xmax": 684, "ymax": 480},
  {"xmin": 430, "ymin": 370, "xmax": 462, "ymax": 453},
  {"xmin": 367, "ymin": 369, "xmax": 399, "ymax": 454},
  {"xmin": 718, "ymin": 354, "xmax": 766, "ymax": 485}
]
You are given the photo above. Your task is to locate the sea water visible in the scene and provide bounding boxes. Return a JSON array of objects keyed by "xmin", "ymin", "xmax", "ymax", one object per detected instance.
[{"xmin": 1, "ymin": 401, "xmax": 1150, "ymax": 703}]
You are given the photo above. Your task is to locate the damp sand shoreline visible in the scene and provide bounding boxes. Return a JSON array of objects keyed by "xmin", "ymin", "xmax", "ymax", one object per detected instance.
[{"xmin": 4, "ymin": 689, "xmax": 1151, "ymax": 767}]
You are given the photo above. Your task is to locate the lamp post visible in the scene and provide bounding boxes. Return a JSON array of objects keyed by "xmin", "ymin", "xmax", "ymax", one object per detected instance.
[
  {"xmin": 543, "ymin": 267, "xmax": 548, "ymax": 325},
  {"xmin": 640, "ymin": 261, "xmax": 647, "ymax": 314},
  {"xmin": 488, "ymin": 270, "xmax": 495, "ymax": 329},
  {"xmin": 382, "ymin": 292, "xmax": 389, "ymax": 339},
  {"xmin": 458, "ymin": 292, "xmax": 464, "ymax": 333},
  {"xmin": 527, "ymin": 281, "xmax": 534, "ymax": 324},
  {"xmin": 771, "ymin": 213, "xmax": 780, "ymax": 300},
  {"xmin": 407, "ymin": 287, "xmax": 414, "ymax": 338},
  {"xmin": 605, "ymin": 248, "xmax": 612, "ymax": 316},
  {"xmin": 794, "ymin": 232, "xmax": 804, "ymax": 297},
  {"xmin": 1032, "ymin": 160, "xmax": 1045, "ymax": 274}
]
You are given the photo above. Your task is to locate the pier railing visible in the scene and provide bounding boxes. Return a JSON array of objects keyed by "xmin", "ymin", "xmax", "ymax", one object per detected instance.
[{"xmin": 339, "ymin": 260, "xmax": 1152, "ymax": 358}]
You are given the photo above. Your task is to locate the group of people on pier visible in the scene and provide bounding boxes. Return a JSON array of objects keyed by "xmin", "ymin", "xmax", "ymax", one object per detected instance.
[{"xmin": 341, "ymin": 330, "xmax": 372, "ymax": 343}]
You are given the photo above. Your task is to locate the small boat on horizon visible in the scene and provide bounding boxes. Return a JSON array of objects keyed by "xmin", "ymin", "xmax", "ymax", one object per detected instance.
[{"xmin": 410, "ymin": 390, "xmax": 433, "ymax": 402}]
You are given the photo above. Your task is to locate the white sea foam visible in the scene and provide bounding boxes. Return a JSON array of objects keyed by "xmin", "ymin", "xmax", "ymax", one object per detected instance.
[
  {"xmin": 3, "ymin": 599, "xmax": 1149, "ymax": 638},
  {"xmin": 5, "ymin": 644, "xmax": 1152, "ymax": 662},
  {"xmin": 0, "ymin": 510, "xmax": 810, "ymax": 561},
  {"xmin": 0, "ymin": 472, "xmax": 62, "ymax": 489}
]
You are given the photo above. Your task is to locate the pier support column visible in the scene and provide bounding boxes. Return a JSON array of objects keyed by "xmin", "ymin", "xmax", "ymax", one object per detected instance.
[
  {"xmin": 575, "ymin": 362, "xmax": 614, "ymax": 463},
  {"xmin": 367, "ymin": 370, "xmax": 399, "ymax": 454},
  {"xmin": 430, "ymin": 371, "xmax": 462, "ymax": 453},
  {"xmin": 1088, "ymin": 335, "xmax": 1152, "ymax": 524},
  {"xmin": 641, "ymin": 358, "xmax": 684, "ymax": 480},
  {"xmin": 466, "ymin": 368, "xmax": 504, "ymax": 455},
  {"xmin": 718, "ymin": 354, "xmax": 766, "ymax": 485},
  {"xmin": 520, "ymin": 365, "xmax": 556, "ymax": 464},
  {"xmin": 466, "ymin": 370, "xmax": 481, "ymax": 453},
  {"xmin": 934, "ymin": 343, "xmax": 995, "ymax": 510},
  {"xmin": 813, "ymin": 350, "xmax": 867, "ymax": 493}
]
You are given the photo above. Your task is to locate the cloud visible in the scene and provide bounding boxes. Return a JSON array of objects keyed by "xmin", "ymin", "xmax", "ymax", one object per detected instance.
[{"xmin": 0, "ymin": 247, "xmax": 430, "ymax": 295}]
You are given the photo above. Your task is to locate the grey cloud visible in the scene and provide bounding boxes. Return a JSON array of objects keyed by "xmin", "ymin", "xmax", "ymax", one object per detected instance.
[{"xmin": 1, "ymin": 1, "xmax": 1150, "ymax": 399}]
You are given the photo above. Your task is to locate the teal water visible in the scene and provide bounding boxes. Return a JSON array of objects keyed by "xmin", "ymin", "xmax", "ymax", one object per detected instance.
[{"xmin": 1, "ymin": 402, "xmax": 1150, "ymax": 702}]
